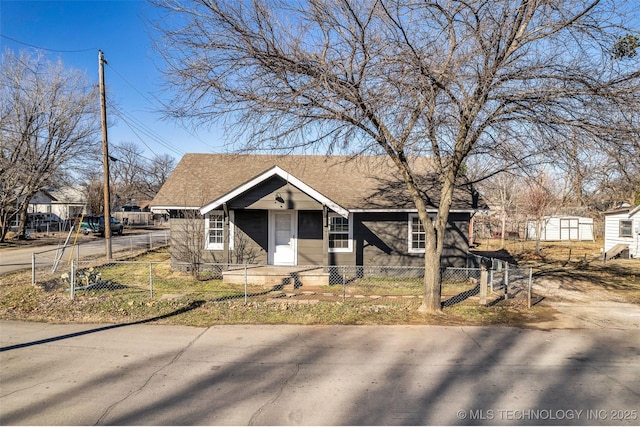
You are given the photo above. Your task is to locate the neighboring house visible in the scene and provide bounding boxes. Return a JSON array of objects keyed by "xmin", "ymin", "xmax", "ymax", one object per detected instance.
[
  {"xmin": 151, "ymin": 154, "xmax": 485, "ymax": 268},
  {"xmin": 526, "ymin": 216, "xmax": 594, "ymax": 241},
  {"xmin": 603, "ymin": 204, "xmax": 640, "ymax": 259},
  {"xmin": 48, "ymin": 186, "xmax": 87, "ymax": 221}
]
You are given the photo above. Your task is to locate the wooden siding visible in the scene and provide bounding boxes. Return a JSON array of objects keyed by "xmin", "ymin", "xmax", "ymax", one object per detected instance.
[
  {"xmin": 526, "ymin": 217, "xmax": 594, "ymax": 241},
  {"xmin": 297, "ymin": 210, "xmax": 324, "ymax": 265},
  {"xmin": 604, "ymin": 211, "xmax": 639, "ymax": 258},
  {"xmin": 229, "ymin": 177, "xmax": 322, "ymax": 211},
  {"xmin": 170, "ymin": 209, "xmax": 472, "ymax": 268},
  {"xmin": 353, "ymin": 212, "xmax": 470, "ymax": 268},
  {"xmin": 233, "ymin": 210, "xmax": 268, "ymax": 264}
]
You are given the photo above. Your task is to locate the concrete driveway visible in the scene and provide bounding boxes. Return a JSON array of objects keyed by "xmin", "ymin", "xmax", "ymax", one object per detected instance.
[{"xmin": 1, "ymin": 321, "xmax": 638, "ymax": 425}]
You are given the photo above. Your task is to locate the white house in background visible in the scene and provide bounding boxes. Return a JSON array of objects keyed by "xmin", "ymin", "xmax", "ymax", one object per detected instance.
[
  {"xmin": 526, "ymin": 216, "xmax": 594, "ymax": 241},
  {"xmin": 603, "ymin": 204, "xmax": 640, "ymax": 259},
  {"xmin": 48, "ymin": 186, "xmax": 86, "ymax": 220}
]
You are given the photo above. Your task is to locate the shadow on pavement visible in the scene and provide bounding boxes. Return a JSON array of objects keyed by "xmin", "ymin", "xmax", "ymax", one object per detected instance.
[{"xmin": 0, "ymin": 300, "xmax": 205, "ymax": 352}]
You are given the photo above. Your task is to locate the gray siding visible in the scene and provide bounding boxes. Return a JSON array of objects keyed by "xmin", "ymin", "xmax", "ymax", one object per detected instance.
[
  {"xmin": 297, "ymin": 210, "xmax": 324, "ymax": 265},
  {"xmin": 353, "ymin": 212, "xmax": 469, "ymax": 268},
  {"xmin": 229, "ymin": 178, "xmax": 322, "ymax": 211},
  {"xmin": 233, "ymin": 210, "xmax": 268, "ymax": 264},
  {"xmin": 170, "ymin": 210, "xmax": 471, "ymax": 268}
]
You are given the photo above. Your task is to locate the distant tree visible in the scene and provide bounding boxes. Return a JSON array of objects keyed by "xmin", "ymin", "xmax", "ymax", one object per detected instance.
[
  {"xmin": 144, "ymin": 153, "xmax": 175, "ymax": 199},
  {"xmin": 153, "ymin": 0, "xmax": 640, "ymax": 312},
  {"xmin": 111, "ymin": 142, "xmax": 148, "ymax": 207},
  {"xmin": 523, "ymin": 173, "xmax": 558, "ymax": 256},
  {"xmin": 0, "ymin": 50, "xmax": 100, "ymax": 241}
]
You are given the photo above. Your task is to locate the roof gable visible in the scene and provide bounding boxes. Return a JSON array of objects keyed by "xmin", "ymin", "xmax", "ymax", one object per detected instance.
[
  {"xmin": 200, "ymin": 166, "xmax": 349, "ymax": 217},
  {"xmin": 151, "ymin": 153, "xmax": 483, "ymax": 212}
]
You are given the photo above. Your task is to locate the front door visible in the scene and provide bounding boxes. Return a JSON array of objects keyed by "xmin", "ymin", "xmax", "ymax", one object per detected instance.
[{"xmin": 271, "ymin": 211, "xmax": 296, "ymax": 265}]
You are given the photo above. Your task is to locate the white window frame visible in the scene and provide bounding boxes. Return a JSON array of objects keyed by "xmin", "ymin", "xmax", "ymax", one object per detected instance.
[
  {"xmin": 620, "ymin": 219, "xmax": 633, "ymax": 238},
  {"xmin": 328, "ymin": 213, "xmax": 352, "ymax": 253},
  {"xmin": 408, "ymin": 213, "xmax": 426, "ymax": 253},
  {"xmin": 205, "ymin": 211, "xmax": 234, "ymax": 250}
]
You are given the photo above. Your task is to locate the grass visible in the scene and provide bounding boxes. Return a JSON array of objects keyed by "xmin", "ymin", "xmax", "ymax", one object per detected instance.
[{"xmin": 1, "ymin": 239, "xmax": 637, "ymax": 327}]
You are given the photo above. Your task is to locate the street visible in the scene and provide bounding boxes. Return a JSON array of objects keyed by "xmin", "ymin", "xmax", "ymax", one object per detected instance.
[
  {"xmin": 0, "ymin": 230, "xmax": 169, "ymax": 275},
  {"xmin": 1, "ymin": 321, "xmax": 638, "ymax": 425}
]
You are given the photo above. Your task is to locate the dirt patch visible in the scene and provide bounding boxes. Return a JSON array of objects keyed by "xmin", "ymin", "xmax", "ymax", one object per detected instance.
[{"xmin": 528, "ymin": 278, "xmax": 640, "ymax": 329}]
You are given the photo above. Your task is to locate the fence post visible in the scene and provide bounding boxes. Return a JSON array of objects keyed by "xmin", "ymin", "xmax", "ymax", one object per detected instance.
[
  {"xmin": 527, "ymin": 267, "xmax": 533, "ymax": 308},
  {"xmin": 149, "ymin": 262, "xmax": 153, "ymax": 299},
  {"xmin": 489, "ymin": 269, "xmax": 494, "ymax": 293},
  {"xmin": 339, "ymin": 266, "xmax": 344, "ymax": 302},
  {"xmin": 149, "ymin": 234, "xmax": 153, "ymax": 250},
  {"xmin": 479, "ymin": 263, "xmax": 488, "ymax": 305},
  {"xmin": 70, "ymin": 259, "xmax": 75, "ymax": 300},
  {"xmin": 504, "ymin": 263, "xmax": 509, "ymax": 300},
  {"xmin": 31, "ymin": 252, "xmax": 36, "ymax": 285},
  {"xmin": 244, "ymin": 264, "xmax": 248, "ymax": 304}
]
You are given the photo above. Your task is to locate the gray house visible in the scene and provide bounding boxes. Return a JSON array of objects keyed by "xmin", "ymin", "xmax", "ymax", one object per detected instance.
[{"xmin": 151, "ymin": 154, "xmax": 484, "ymax": 269}]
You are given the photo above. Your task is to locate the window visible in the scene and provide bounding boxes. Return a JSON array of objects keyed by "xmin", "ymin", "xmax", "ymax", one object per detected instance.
[
  {"xmin": 329, "ymin": 213, "xmax": 352, "ymax": 252},
  {"xmin": 620, "ymin": 220, "xmax": 633, "ymax": 238},
  {"xmin": 408, "ymin": 214, "xmax": 426, "ymax": 253},
  {"xmin": 206, "ymin": 212, "xmax": 224, "ymax": 250}
]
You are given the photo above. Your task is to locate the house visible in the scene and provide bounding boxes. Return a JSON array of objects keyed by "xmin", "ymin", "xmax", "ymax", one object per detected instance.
[
  {"xmin": 526, "ymin": 216, "xmax": 594, "ymax": 241},
  {"xmin": 48, "ymin": 186, "xmax": 87, "ymax": 222},
  {"xmin": 150, "ymin": 154, "xmax": 485, "ymax": 269},
  {"xmin": 603, "ymin": 204, "xmax": 640, "ymax": 259}
]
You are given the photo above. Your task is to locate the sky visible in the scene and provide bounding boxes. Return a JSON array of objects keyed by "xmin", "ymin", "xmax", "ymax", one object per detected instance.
[{"xmin": 0, "ymin": 0, "xmax": 225, "ymax": 161}]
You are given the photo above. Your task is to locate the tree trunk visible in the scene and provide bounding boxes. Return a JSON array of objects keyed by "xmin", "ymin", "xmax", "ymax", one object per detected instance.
[
  {"xmin": 16, "ymin": 203, "xmax": 29, "ymax": 240},
  {"xmin": 419, "ymin": 238, "xmax": 442, "ymax": 312}
]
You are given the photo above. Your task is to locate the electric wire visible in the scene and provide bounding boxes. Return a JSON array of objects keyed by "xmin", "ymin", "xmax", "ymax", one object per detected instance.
[{"xmin": 0, "ymin": 34, "xmax": 97, "ymax": 53}]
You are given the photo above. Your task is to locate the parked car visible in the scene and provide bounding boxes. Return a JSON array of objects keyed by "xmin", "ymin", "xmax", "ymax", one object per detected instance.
[{"xmin": 79, "ymin": 216, "xmax": 123, "ymax": 236}]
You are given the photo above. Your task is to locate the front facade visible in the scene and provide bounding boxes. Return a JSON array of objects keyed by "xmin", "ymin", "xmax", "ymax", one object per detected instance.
[
  {"xmin": 151, "ymin": 154, "xmax": 484, "ymax": 268},
  {"xmin": 603, "ymin": 205, "xmax": 640, "ymax": 259}
]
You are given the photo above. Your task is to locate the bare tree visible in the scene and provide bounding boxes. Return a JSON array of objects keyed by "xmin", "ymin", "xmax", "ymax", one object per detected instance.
[
  {"xmin": 111, "ymin": 142, "xmax": 148, "ymax": 207},
  {"xmin": 144, "ymin": 153, "xmax": 175, "ymax": 199},
  {"xmin": 0, "ymin": 50, "xmax": 100, "ymax": 241},
  {"xmin": 523, "ymin": 172, "xmax": 559, "ymax": 256},
  {"xmin": 152, "ymin": 0, "xmax": 640, "ymax": 311}
]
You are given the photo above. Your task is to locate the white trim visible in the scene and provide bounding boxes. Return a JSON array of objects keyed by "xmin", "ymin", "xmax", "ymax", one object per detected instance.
[
  {"xmin": 328, "ymin": 212, "xmax": 353, "ymax": 253},
  {"xmin": 151, "ymin": 206, "xmax": 201, "ymax": 212},
  {"xmin": 348, "ymin": 208, "xmax": 474, "ymax": 213},
  {"xmin": 408, "ymin": 213, "xmax": 426, "ymax": 254},
  {"xmin": 199, "ymin": 166, "xmax": 349, "ymax": 218},
  {"xmin": 205, "ymin": 211, "xmax": 234, "ymax": 251}
]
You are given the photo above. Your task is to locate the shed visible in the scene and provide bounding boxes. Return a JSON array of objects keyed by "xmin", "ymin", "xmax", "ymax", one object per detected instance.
[{"xmin": 526, "ymin": 216, "xmax": 594, "ymax": 241}]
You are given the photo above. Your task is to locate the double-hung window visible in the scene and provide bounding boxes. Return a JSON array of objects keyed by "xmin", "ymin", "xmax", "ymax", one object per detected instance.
[
  {"xmin": 206, "ymin": 211, "xmax": 224, "ymax": 250},
  {"xmin": 620, "ymin": 220, "xmax": 633, "ymax": 238},
  {"xmin": 408, "ymin": 213, "xmax": 426, "ymax": 253},
  {"xmin": 328, "ymin": 213, "xmax": 352, "ymax": 252}
]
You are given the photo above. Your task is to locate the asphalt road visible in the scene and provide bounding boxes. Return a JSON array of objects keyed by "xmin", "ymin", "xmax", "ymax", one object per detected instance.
[
  {"xmin": 1, "ymin": 321, "xmax": 638, "ymax": 426},
  {"xmin": 0, "ymin": 230, "xmax": 170, "ymax": 275}
]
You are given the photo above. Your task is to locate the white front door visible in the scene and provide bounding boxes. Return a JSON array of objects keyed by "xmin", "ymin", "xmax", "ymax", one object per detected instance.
[{"xmin": 271, "ymin": 211, "xmax": 296, "ymax": 265}]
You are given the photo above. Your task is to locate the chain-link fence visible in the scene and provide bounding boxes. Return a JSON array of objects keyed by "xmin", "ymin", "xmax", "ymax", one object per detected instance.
[
  {"xmin": 469, "ymin": 254, "xmax": 535, "ymax": 308},
  {"xmin": 48, "ymin": 258, "xmax": 534, "ymax": 308},
  {"xmin": 30, "ymin": 232, "xmax": 170, "ymax": 287}
]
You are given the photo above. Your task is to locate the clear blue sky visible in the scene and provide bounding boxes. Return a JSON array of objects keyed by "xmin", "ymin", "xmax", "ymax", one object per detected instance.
[{"xmin": 1, "ymin": 0, "xmax": 225, "ymax": 160}]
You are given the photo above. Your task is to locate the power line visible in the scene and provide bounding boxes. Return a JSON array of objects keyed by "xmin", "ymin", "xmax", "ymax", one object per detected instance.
[
  {"xmin": 106, "ymin": 62, "xmax": 220, "ymax": 153},
  {"xmin": 107, "ymin": 100, "xmax": 184, "ymax": 157},
  {"xmin": 0, "ymin": 34, "xmax": 97, "ymax": 53}
]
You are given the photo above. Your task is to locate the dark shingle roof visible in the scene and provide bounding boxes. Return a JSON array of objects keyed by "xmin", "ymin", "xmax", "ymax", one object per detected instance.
[{"xmin": 151, "ymin": 153, "xmax": 482, "ymax": 211}]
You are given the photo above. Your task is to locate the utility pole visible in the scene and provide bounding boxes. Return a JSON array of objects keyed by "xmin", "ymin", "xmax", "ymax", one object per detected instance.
[{"xmin": 99, "ymin": 50, "xmax": 112, "ymax": 260}]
